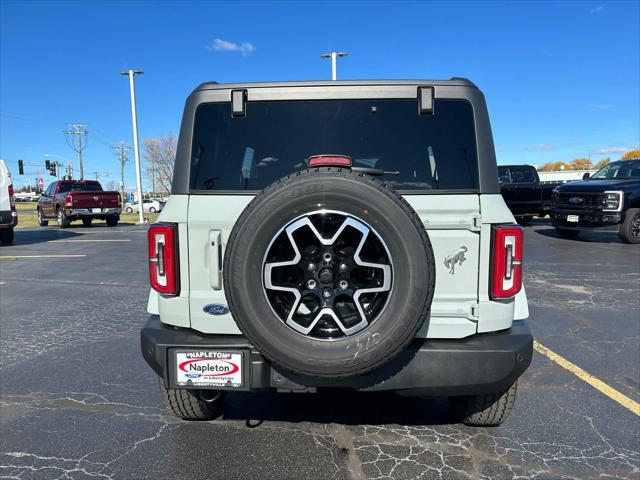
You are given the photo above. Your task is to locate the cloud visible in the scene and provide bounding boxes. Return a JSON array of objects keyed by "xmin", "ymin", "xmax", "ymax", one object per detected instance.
[
  {"xmin": 589, "ymin": 146, "xmax": 627, "ymax": 155},
  {"xmin": 590, "ymin": 4, "xmax": 605, "ymax": 14},
  {"xmin": 208, "ymin": 38, "xmax": 255, "ymax": 56},
  {"xmin": 524, "ymin": 144, "xmax": 556, "ymax": 152},
  {"xmin": 585, "ymin": 103, "xmax": 611, "ymax": 110}
]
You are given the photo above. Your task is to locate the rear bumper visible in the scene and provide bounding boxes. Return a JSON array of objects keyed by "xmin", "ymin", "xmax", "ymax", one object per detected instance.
[
  {"xmin": 141, "ymin": 316, "xmax": 533, "ymax": 396},
  {"xmin": 0, "ymin": 210, "xmax": 17, "ymax": 228},
  {"xmin": 550, "ymin": 208, "xmax": 622, "ymax": 231},
  {"xmin": 64, "ymin": 208, "xmax": 120, "ymax": 217}
]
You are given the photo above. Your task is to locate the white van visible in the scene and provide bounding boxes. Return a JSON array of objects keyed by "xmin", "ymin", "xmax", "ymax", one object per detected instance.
[{"xmin": 0, "ymin": 159, "xmax": 17, "ymax": 244}]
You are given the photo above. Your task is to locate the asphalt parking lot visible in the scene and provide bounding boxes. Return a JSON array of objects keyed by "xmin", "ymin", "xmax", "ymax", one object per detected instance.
[{"xmin": 1, "ymin": 219, "xmax": 638, "ymax": 480}]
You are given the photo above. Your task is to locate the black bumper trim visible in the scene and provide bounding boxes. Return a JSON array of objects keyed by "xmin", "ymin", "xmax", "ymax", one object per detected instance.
[
  {"xmin": 550, "ymin": 209, "xmax": 622, "ymax": 231},
  {"xmin": 141, "ymin": 316, "xmax": 533, "ymax": 396},
  {"xmin": 0, "ymin": 210, "xmax": 17, "ymax": 228}
]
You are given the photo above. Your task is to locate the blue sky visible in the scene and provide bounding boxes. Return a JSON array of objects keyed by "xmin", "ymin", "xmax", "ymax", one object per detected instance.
[{"xmin": 1, "ymin": 0, "xmax": 638, "ymax": 191}]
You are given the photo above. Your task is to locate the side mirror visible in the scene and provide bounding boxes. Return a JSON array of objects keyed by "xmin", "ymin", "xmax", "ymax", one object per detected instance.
[{"xmin": 582, "ymin": 172, "xmax": 590, "ymax": 180}]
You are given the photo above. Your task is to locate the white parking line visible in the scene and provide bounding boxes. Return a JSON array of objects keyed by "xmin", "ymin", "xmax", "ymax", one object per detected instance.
[
  {"xmin": 0, "ymin": 255, "xmax": 87, "ymax": 259},
  {"xmin": 49, "ymin": 239, "xmax": 131, "ymax": 243},
  {"xmin": 63, "ymin": 229, "xmax": 148, "ymax": 234}
]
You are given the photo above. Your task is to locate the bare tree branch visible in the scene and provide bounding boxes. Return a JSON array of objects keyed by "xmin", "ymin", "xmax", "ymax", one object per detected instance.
[{"xmin": 143, "ymin": 133, "xmax": 177, "ymax": 196}]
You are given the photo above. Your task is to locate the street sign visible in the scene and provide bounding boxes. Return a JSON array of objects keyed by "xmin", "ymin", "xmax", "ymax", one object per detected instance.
[{"xmin": 37, "ymin": 177, "xmax": 44, "ymax": 188}]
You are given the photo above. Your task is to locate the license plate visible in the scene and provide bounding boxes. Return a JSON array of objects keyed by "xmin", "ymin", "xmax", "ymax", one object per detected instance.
[
  {"xmin": 567, "ymin": 215, "xmax": 580, "ymax": 223},
  {"xmin": 92, "ymin": 208, "xmax": 102, "ymax": 213},
  {"xmin": 174, "ymin": 351, "xmax": 243, "ymax": 388}
]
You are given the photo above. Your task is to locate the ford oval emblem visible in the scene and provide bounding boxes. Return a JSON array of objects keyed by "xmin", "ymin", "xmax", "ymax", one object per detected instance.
[
  {"xmin": 569, "ymin": 196, "xmax": 584, "ymax": 205},
  {"xmin": 203, "ymin": 304, "xmax": 230, "ymax": 315}
]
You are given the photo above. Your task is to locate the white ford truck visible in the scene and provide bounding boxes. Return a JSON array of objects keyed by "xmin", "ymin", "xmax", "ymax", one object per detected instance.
[{"xmin": 141, "ymin": 79, "xmax": 532, "ymax": 426}]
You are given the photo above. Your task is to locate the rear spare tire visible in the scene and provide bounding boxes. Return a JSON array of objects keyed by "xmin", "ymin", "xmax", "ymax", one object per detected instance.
[{"xmin": 224, "ymin": 168, "xmax": 435, "ymax": 378}]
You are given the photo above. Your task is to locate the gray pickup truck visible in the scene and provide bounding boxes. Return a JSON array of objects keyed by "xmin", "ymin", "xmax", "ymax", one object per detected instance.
[{"xmin": 141, "ymin": 79, "xmax": 533, "ymax": 426}]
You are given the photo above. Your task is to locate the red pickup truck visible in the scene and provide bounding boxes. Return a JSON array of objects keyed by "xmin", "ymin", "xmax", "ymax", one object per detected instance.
[{"xmin": 37, "ymin": 180, "xmax": 122, "ymax": 228}]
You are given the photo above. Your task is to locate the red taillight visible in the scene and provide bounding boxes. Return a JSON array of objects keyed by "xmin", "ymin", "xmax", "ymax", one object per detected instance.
[
  {"xmin": 491, "ymin": 224, "xmax": 523, "ymax": 300},
  {"xmin": 65, "ymin": 194, "xmax": 73, "ymax": 207},
  {"xmin": 148, "ymin": 224, "xmax": 179, "ymax": 295},
  {"xmin": 8, "ymin": 185, "xmax": 15, "ymax": 211},
  {"xmin": 308, "ymin": 155, "xmax": 352, "ymax": 167},
  {"xmin": 117, "ymin": 193, "xmax": 122, "ymax": 207}
]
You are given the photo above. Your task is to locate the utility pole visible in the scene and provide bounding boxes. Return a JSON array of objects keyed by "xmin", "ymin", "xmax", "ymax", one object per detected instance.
[
  {"xmin": 321, "ymin": 52, "xmax": 348, "ymax": 80},
  {"xmin": 64, "ymin": 124, "xmax": 88, "ymax": 180},
  {"xmin": 121, "ymin": 69, "xmax": 145, "ymax": 224},
  {"xmin": 112, "ymin": 142, "xmax": 130, "ymax": 203}
]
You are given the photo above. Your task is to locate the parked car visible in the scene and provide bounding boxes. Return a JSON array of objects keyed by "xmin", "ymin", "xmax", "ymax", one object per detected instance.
[
  {"xmin": 37, "ymin": 180, "xmax": 122, "ymax": 228},
  {"xmin": 124, "ymin": 199, "xmax": 164, "ymax": 213},
  {"xmin": 551, "ymin": 158, "xmax": 640, "ymax": 243},
  {"xmin": 498, "ymin": 164, "xmax": 558, "ymax": 225},
  {"xmin": 141, "ymin": 79, "xmax": 533, "ymax": 427},
  {"xmin": 13, "ymin": 192, "xmax": 40, "ymax": 202},
  {"xmin": 0, "ymin": 159, "xmax": 17, "ymax": 244}
]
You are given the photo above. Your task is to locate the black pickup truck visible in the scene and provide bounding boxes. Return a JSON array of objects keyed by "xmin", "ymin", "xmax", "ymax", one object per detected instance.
[
  {"xmin": 498, "ymin": 165, "xmax": 557, "ymax": 225},
  {"xmin": 550, "ymin": 159, "xmax": 640, "ymax": 243}
]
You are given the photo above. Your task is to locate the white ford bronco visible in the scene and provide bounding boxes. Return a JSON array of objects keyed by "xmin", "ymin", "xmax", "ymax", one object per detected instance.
[{"xmin": 141, "ymin": 79, "xmax": 533, "ymax": 426}]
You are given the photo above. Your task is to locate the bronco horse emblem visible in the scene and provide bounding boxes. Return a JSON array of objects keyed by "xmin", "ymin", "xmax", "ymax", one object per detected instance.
[{"xmin": 444, "ymin": 246, "xmax": 468, "ymax": 274}]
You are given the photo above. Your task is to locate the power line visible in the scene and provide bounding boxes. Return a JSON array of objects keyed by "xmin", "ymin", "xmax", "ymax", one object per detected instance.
[
  {"xmin": 111, "ymin": 142, "xmax": 131, "ymax": 202},
  {"xmin": 64, "ymin": 124, "xmax": 88, "ymax": 180}
]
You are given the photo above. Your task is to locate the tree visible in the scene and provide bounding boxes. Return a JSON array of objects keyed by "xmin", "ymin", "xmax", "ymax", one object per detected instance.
[
  {"xmin": 539, "ymin": 161, "xmax": 570, "ymax": 172},
  {"xmin": 106, "ymin": 180, "xmax": 117, "ymax": 191},
  {"xmin": 621, "ymin": 149, "xmax": 640, "ymax": 160},
  {"xmin": 594, "ymin": 157, "xmax": 610, "ymax": 170},
  {"xmin": 569, "ymin": 158, "xmax": 592, "ymax": 170},
  {"xmin": 143, "ymin": 133, "xmax": 177, "ymax": 198}
]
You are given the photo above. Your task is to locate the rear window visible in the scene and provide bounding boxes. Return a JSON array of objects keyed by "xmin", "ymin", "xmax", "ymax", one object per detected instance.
[
  {"xmin": 190, "ymin": 99, "xmax": 479, "ymax": 192},
  {"xmin": 499, "ymin": 166, "xmax": 536, "ymax": 184},
  {"xmin": 58, "ymin": 181, "xmax": 102, "ymax": 193}
]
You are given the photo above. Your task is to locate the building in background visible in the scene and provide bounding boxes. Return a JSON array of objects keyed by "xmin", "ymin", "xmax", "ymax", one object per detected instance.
[{"xmin": 537, "ymin": 169, "xmax": 596, "ymax": 185}]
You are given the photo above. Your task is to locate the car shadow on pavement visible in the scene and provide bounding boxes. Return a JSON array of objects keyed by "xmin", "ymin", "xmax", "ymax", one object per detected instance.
[
  {"xmin": 527, "ymin": 218, "xmax": 628, "ymax": 244},
  {"xmin": 222, "ymin": 390, "xmax": 458, "ymax": 427},
  {"xmin": 533, "ymin": 227, "xmax": 627, "ymax": 244},
  {"xmin": 1, "ymin": 229, "xmax": 83, "ymax": 246}
]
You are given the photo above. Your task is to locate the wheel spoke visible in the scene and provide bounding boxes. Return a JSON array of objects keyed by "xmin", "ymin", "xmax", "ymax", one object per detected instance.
[{"xmin": 263, "ymin": 210, "xmax": 393, "ymax": 339}]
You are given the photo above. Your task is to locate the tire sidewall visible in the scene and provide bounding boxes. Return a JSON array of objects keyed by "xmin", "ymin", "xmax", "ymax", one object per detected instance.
[
  {"xmin": 224, "ymin": 171, "xmax": 434, "ymax": 377},
  {"xmin": 621, "ymin": 208, "xmax": 640, "ymax": 244}
]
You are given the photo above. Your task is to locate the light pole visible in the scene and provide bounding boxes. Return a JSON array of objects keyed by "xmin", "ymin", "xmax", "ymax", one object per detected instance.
[
  {"xmin": 321, "ymin": 52, "xmax": 348, "ymax": 80},
  {"xmin": 121, "ymin": 69, "xmax": 145, "ymax": 224}
]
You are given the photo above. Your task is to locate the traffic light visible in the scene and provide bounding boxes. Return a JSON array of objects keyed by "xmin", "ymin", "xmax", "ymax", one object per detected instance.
[
  {"xmin": 45, "ymin": 160, "xmax": 51, "ymax": 169},
  {"xmin": 49, "ymin": 164, "xmax": 57, "ymax": 176},
  {"xmin": 18, "ymin": 159, "xmax": 24, "ymax": 175}
]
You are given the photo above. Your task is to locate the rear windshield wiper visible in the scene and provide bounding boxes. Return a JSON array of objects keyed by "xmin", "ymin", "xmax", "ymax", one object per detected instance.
[{"xmin": 351, "ymin": 167, "xmax": 399, "ymax": 176}]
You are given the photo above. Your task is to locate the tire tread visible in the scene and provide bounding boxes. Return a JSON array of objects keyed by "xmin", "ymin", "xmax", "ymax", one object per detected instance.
[
  {"xmin": 459, "ymin": 382, "xmax": 517, "ymax": 426},
  {"xmin": 160, "ymin": 382, "xmax": 223, "ymax": 421}
]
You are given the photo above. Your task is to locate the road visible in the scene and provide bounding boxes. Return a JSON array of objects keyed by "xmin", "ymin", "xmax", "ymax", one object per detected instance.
[{"xmin": 1, "ymin": 220, "xmax": 638, "ymax": 479}]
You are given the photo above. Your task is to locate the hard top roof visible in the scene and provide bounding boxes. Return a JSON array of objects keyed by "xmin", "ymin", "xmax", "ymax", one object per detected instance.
[{"xmin": 192, "ymin": 78, "xmax": 476, "ymax": 94}]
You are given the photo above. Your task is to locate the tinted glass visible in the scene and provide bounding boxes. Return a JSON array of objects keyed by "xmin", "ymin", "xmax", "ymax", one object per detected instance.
[
  {"xmin": 509, "ymin": 166, "xmax": 536, "ymax": 183},
  {"xmin": 58, "ymin": 181, "xmax": 103, "ymax": 193},
  {"xmin": 592, "ymin": 159, "xmax": 640, "ymax": 179},
  {"xmin": 190, "ymin": 99, "xmax": 479, "ymax": 191},
  {"xmin": 498, "ymin": 166, "xmax": 511, "ymax": 184}
]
